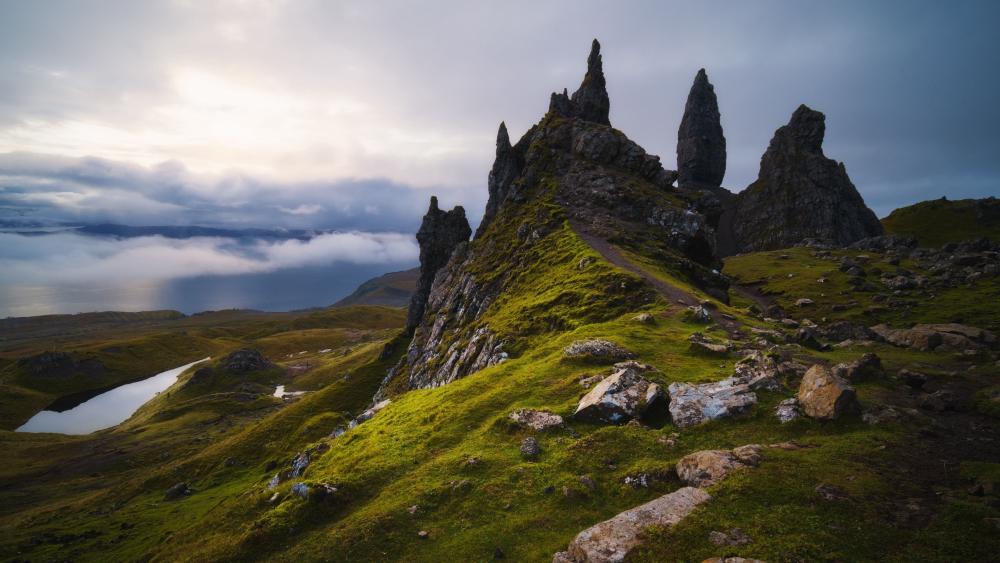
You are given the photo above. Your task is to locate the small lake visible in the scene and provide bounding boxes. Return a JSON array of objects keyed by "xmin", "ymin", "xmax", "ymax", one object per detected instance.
[{"xmin": 16, "ymin": 358, "xmax": 211, "ymax": 435}]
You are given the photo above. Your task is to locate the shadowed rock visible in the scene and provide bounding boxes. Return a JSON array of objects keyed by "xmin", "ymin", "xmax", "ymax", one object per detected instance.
[
  {"xmin": 405, "ymin": 196, "xmax": 471, "ymax": 334},
  {"xmin": 677, "ymin": 69, "xmax": 726, "ymax": 187},
  {"xmin": 548, "ymin": 39, "xmax": 611, "ymax": 125},
  {"xmin": 727, "ymin": 105, "xmax": 883, "ymax": 253},
  {"xmin": 477, "ymin": 122, "xmax": 525, "ymax": 238}
]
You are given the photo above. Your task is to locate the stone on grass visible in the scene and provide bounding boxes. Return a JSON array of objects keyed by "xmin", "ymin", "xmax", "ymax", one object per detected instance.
[
  {"xmin": 520, "ymin": 437, "xmax": 541, "ymax": 460},
  {"xmin": 633, "ymin": 313, "xmax": 655, "ymax": 324},
  {"xmin": 676, "ymin": 445, "xmax": 763, "ymax": 487},
  {"xmin": 563, "ymin": 339, "xmax": 635, "ymax": 362},
  {"xmin": 509, "ymin": 409, "xmax": 564, "ymax": 431},
  {"xmin": 552, "ymin": 486, "xmax": 711, "ymax": 563},
  {"xmin": 709, "ymin": 528, "xmax": 752, "ymax": 546},
  {"xmin": 667, "ymin": 378, "xmax": 757, "ymax": 429},
  {"xmin": 775, "ymin": 398, "xmax": 801, "ymax": 423},
  {"xmin": 796, "ymin": 365, "xmax": 859, "ymax": 420},
  {"xmin": 795, "ymin": 298, "xmax": 814, "ymax": 307},
  {"xmin": 574, "ymin": 362, "xmax": 664, "ymax": 424},
  {"xmin": 164, "ymin": 482, "xmax": 191, "ymax": 500},
  {"xmin": 688, "ymin": 333, "xmax": 729, "ymax": 356},
  {"xmin": 833, "ymin": 353, "xmax": 883, "ymax": 382}
]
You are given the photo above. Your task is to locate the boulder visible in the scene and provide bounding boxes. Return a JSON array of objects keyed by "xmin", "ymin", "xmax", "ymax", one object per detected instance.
[
  {"xmin": 509, "ymin": 409, "xmax": 564, "ymax": 431},
  {"xmin": 564, "ymin": 339, "xmax": 636, "ymax": 362},
  {"xmin": 688, "ymin": 333, "xmax": 729, "ymax": 356},
  {"xmin": 775, "ymin": 398, "xmax": 801, "ymax": 423},
  {"xmin": 796, "ymin": 365, "xmax": 859, "ymax": 420},
  {"xmin": 833, "ymin": 353, "xmax": 883, "ymax": 382},
  {"xmin": 164, "ymin": 482, "xmax": 191, "ymax": 500},
  {"xmin": 520, "ymin": 437, "xmax": 541, "ymax": 460},
  {"xmin": 709, "ymin": 528, "xmax": 752, "ymax": 547},
  {"xmin": 870, "ymin": 323, "xmax": 996, "ymax": 352},
  {"xmin": 667, "ymin": 378, "xmax": 757, "ymax": 429},
  {"xmin": 552, "ymin": 486, "xmax": 711, "ymax": 563},
  {"xmin": 574, "ymin": 363, "xmax": 664, "ymax": 424},
  {"xmin": 676, "ymin": 444, "xmax": 763, "ymax": 487}
]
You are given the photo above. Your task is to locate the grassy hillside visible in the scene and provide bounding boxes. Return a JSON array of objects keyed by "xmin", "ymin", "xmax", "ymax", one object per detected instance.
[
  {"xmin": 882, "ymin": 197, "xmax": 1000, "ymax": 247},
  {"xmin": 333, "ymin": 268, "xmax": 418, "ymax": 308}
]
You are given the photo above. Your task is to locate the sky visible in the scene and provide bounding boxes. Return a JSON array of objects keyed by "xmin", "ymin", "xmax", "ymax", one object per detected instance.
[{"xmin": 1, "ymin": 0, "xmax": 998, "ymax": 314}]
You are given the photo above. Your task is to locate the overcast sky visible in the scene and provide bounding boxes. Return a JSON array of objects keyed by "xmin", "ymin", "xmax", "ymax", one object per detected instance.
[{"xmin": 1, "ymin": 0, "xmax": 997, "ymax": 231}]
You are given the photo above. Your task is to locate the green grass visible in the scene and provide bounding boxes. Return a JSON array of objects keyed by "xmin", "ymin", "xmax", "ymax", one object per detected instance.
[{"xmin": 882, "ymin": 197, "xmax": 1000, "ymax": 247}]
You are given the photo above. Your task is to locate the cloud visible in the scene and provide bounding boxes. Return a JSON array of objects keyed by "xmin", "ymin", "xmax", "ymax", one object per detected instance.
[
  {"xmin": 0, "ymin": 152, "xmax": 477, "ymax": 232},
  {"xmin": 0, "ymin": 231, "xmax": 418, "ymax": 285}
]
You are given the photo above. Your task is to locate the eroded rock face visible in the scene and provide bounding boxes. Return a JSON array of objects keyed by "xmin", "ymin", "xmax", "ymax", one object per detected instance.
[
  {"xmin": 552, "ymin": 486, "xmax": 711, "ymax": 563},
  {"xmin": 676, "ymin": 444, "xmax": 763, "ymax": 487},
  {"xmin": 406, "ymin": 197, "xmax": 472, "ymax": 333},
  {"xmin": 477, "ymin": 122, "xmax": 525, "ymax": 238},
  {"xmin": 677, "ymin": 69, "xmax": 726, "ymax": 188},
  {"xmin": 574, "ymin": 362, "xmax": 664, "ymax": 424},
  {"xmin": 727, "ymin": 105, "xmax": 882, "ymax": 254},
  {"xmin": 797, "ymin": 365, "xmax": 859, "ymax": 420}
]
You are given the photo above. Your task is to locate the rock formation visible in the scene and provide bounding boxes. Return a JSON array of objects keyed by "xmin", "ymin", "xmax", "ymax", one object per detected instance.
[
  {"xmin": 405, "ymin": 196, "xmax": 471, "ymax": 334},
  {"xmin": 726, "ymin": 105, "xmax": 883, "ymax": 253},
  {"xmin": 476, "ymin": 122, "xmax": 524, "ymax": 238},
  {"xmin": 677, "ymin": 69, "xmax": 726, "ymax": 188},
  {"xmin": 548, "ymin": 38, "xmax": 611, "ymax": 126}
]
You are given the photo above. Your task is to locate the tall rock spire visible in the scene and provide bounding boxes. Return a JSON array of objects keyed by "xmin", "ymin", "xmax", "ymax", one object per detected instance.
[
  {"xmin": 405, "ymin": 196, "xmax": 471, "ymax": 333},
  {"xmin": 727, "ymin": 104, "xmax": 882, "ymax": 253},
  {"xmin": 569, "ymin": 39, "xmax": 611, "ymax": 125},
  {"xmin": 677, "ymin": 68, "xmax": 726, "ymax": 187},
  {"xmin": 476, "ymin": 121, "xmax": 525, "ymax": 238}
]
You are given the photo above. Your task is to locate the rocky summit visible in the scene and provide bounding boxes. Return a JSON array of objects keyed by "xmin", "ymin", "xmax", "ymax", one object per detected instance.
[
  {"xmin": 722, "ymin": 105, "xmax": 884, "ymax": 254},
  {"xmin": 405, "ymin": 196, "xmax": 471, "ymax": 334}
]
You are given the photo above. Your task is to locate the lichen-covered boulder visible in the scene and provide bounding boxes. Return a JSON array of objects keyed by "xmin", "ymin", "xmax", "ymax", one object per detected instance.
[
  {"xmin": 563, "ymin": 339, "xmax": 636, "ymax": 363},
  {"xmin": 676, "ymin": 444, "xmax": 763, "ymax": 487},
  {"xmin": 552, "ymin": 487, "xmax": 711, "ymax": 563},
  {"xmin": 574, "ymin": 362, "xmax": 664, "ymax": 424},
  {"xmin": 667, "ymin": 378, "xmax": 757, "ymax": 429},
  {"xmin": 797, "ymin": 365, "xmax": 859, "ymax": 419},
  {"xmin": 509, "ymin": 409, "xmax": 564, "ymax": 431}
]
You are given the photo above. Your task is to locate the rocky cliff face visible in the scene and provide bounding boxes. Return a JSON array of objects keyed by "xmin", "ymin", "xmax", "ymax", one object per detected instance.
[
  {"xmin": 380, "ymin": 40, "xmax": 721, "ymax": 396},
  {"xmin": 677, "ymin": 69, "xmax": 726, "ymax": 188},
  {"xmin": 724, "ymin": 105, "xmax": 883, "ymax": 254},
  {"xmin": 405, "ymin": 197, "xmax": 471, "ymax": 334}
]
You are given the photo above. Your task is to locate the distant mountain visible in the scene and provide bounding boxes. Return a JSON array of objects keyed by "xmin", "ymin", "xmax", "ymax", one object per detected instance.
[
  {"xmin": 883, "ymin": 197, "xmax": 1000, "ymax": 247},
  {"xmin": 333, "ymin": 268, "xmax": 418, "ymax": 308}
]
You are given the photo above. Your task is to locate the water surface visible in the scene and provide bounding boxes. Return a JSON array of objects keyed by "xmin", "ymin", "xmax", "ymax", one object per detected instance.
[{"xmin": 16, "ymin": 358, "xmax": 210, "ymax": 435}]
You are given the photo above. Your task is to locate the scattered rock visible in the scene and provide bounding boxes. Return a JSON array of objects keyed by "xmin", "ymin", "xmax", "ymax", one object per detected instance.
[
  {"xmin": 164, "ymin": 482, "xmax": 191, "ymax": 501},
  {"xmin": 688, "ymin": 333, "xmax": 729, "ymax": 356},
  {"xmin": 775, "ymin": 398, "xmax": 801, "ymax": 423},
  {"xmin": 796, "ymin": 365, "xmax": 859, "ymax": 420},
  {"xmin": 520, "ymin": 437, "xmax": 541, "ymax": 460},
  {"xmin": 676, "ymin": 444, "xmax": 763, "ymax": 487},
  {"xmin": 417, "ymin": 530, "xmax": 430, "ymax": 539},
  {"xmin": 833, "ymin": 353, "xmax": 883, "ymax": 382},
  {"xmin": 709, "ymin": 528, "xmax": 752, "ymax": 547},
  {"xmin": 898, "ymin": 369, "xmax": 927, "ymax": 390},
  {"xmin": 351, "ymin": 399, "xmax": 392, "ymax": 428},
  {"xmin": 871, "ymin": 323, "xmax": 997, "ymax": 352},
  {"xmin": 509, "ymin": 409, "xmax": 564, "ymax": 431},
  {"xmin": 563, "ymin": 339, "xmax": 636, "ymax": 362},
  {"xmin": 683, "ymin": 305, "xmax": 713, "ymax": 324},
  {"xmin": 574, "ymin": 362, "xmax": 664, "ymax": 424},
  {"xmin": 667, "ymin": 378, "xmax": 757, "ymax": 429},
  {"xmin": 552, "ymin": 487, "xmax": 711, "ymax": 563},
  {"xmin": 919, "ymin": 389, "xmax": 962, "ymax": 412},
  {"xmin": 815, "ymin": 483, "xmax": 847, "ymax": 501},
  {"xmin": 291, "ymin": 482, "xmax": 310, "ymax": 498},
  {"xmin": 862, "ymin": 404, "xmax": 904, "ymax": 425},
  {"xmin": 632, "ymin": 313, "xmax": 655, "ymax": 324},
  {"xmin": 795, "ymin": 298, "xmax": 814, "ymax": 307}
]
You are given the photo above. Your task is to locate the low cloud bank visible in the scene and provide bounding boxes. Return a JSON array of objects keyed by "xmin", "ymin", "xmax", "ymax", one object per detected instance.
[{"xmin": 0, "ymin": 230, "xmax": 418, "ymax": 285}]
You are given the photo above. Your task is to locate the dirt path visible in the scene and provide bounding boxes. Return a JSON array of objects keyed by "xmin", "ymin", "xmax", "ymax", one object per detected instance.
[{"xmin": 573, "ymin": 227, "xmax": 743, "ymax": 337}]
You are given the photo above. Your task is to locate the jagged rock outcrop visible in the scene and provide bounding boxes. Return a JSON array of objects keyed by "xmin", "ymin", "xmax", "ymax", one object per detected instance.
[
  {"xmin": 405, "ymin": 197, "xmax": 471, "ymax": 334},
  {"xmin": 476, "ymin": 122, "xmax": 525, "ymax": 238},
  {"xmin": 677, "ymin": 69, "xmax": 726, "ymax": 188},
  {"xmin": 382, "ymin": 40, "xmax": 724, "ymax": 396},
  {"xmin": 548, "ymin": 39, "xmax": 611, "ymax": 126},
  {"xmin": 725, "ymin": 105, "xmax": 883, "ymax": 253}
]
